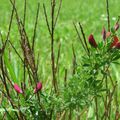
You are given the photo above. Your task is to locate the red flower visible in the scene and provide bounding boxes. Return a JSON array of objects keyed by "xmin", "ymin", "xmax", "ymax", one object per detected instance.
[
  {"xmin": 14, "ymin": 84, "xmax": 23, "ymax": 94},
  {"xmin": 110, "ymin": 36, "xmax": 119, "ymax": 48},
  {"xmin": 34, "ymin": 82, "xmax": 42, "ymax": 94},
  {"xmin": 88, "ymin": 34, "xmax": 97, "ymax": 48},
  {"xmin": 115, "ymin": 42, "xmax": 120, "ymax": 49}
]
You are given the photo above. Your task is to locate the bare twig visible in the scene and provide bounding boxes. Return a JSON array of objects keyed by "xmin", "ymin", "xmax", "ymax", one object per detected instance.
[
  {"xmin": 64, "ymin": 68, "xmax": 67, "ymax": 88},
  {"xmin": 32, "ymin": 3, "xmax": 40, "ymax": 52},
  {"xmin": 55, "ymin": 42, "xmax": 61, "ymax": 74},
  {"xmin": 2, "ymin": 0, "xmax": 15, "ymax": 54},
  {"xmin": 54, "ymin": 0, "xmax": 62, "ymax": 28},
  {"xmin": 72, "ymin": 44, "xmax": 76, "ymax": 75},
  {"xmin": 73, "ymin": 22, "xmax": 88, "ymax": 55},
  {"xmin": 23, "ymin": 0, "xmax": 26, "ymax": 26},
  {"xmin": 106, "ymin": 0, "xmax": 110, "ymax": 31},
  {"xmin": 79, "ymin": 22, "xmax": 90, "ymax": 55},
  {"xmin": 43, "ymin": 4, "xmax": 52, "ymax": 36}
]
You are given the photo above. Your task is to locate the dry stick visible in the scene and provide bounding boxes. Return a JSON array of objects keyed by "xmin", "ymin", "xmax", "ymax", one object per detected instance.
[
  {"xmin": 51, "ymin": 0, "xmax": 57, "ymax": 93},
  {"xmin": 72, "ymin": 44, "xmax": 76, "ymax": 75},
  {"xmin": 54, "ymin": 0, "xmax": 62, "ymax": 28},
  {"xmin": 106, "ymin": 0, "xmax": 110, "ymax": 32},
  {"xmin": 95, "ymin": 97, "xmax": 99, "ymax": 120},
  {"xmin": 32, "ymin": 3, "xmax": 40, "ymax": 52},
  {"xmin": 0, "ymin": 57, "xmax": 19, "ymax": 119},
  {"xmin": 23, "ymin": 0, "xmax": 27, "ymax": 91},
  {"xmin": 55, "ymin": 42, "xmax": 61, "ymax": 74},
  {"xmin": 43, "ymin": 4, "xmax": 52, "ymax": 36},
  {"xmin": 43, "ymin": 2, "xmax": 57, "ymax": 93},
  {"xmin": 78, "ymin": 22, "xmax": 90, "ymax": 56},
  {"xmin": 105, "ymin": 76, "xmax": 108, "ymax": 119},
  {"xmin": 2, "ymin": 0, "xmax": 14, "ymax": 54},
  {"xmin": 23, "ymin": 0, "xmax": 26, "ymax": 26},
  {"xmin": 73, "ymin": 22, "xmax": 88, "ymax": 55},
  {"xmin": 64, "ymin": 69, "xmax": 67, "ymax": 88},
  {"xmin": 101, "ymin": 84, "xmax": 117, "ymax": 120}
]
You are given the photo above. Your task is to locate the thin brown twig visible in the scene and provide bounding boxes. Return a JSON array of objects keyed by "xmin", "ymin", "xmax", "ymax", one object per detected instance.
[
  {"xmin": 43, "ymin": 4, "xmax": 52, "ymax": 36},
  {"xmin": 32, "ymin": 3, "xmax": 40, "ymax": 52},
  {"xmin": 2, "ymin": 0, "xmax": 15, "ymax": 54},
  {"xmin": 106, "ymin": 0, "xmax": 110, "ymax": 31},
  {"xmin": 64, "ymin": 68, "xmax": 67, "ymax": 88},
  {"xmin": 72, "ymin": 44, "xmax": 76, "ymax": 75},
  {"xmin": 79, "ymin": 22, "xmax": 90, "ymax": 55},
  {"xmin": 73, "ymin": 22, "xmax": 88, "ymax": 55},
  {"xmin": 23, "ymin": 0, "xmax": 26, "ymax": 26},
  {"xmin": 54, "ymin": 0, "xmax": 62, "ymax": 28},
  {"xmin": 55, "ymin": 42, "xmax": 61, "ymax": 74}
]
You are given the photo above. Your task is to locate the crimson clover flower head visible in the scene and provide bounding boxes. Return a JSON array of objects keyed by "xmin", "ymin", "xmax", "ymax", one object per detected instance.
[
  {"xmin": 34, "ymin": 82, "xmax": 42, "ymax": 94},
  {"xmin": 14, "ymin": 84, "xmax": 23, "ymax": 94},
  {"xmin": 88, "ymin": 34, "xmax": 97, "ymax": 48}
]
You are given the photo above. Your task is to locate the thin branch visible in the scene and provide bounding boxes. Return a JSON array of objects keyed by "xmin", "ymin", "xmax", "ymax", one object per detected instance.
[
  {"xmin": 73, "ymin": 22, "xmax": 88, "ymax": 55},
  {"xmin": 32, "ymin": 3, "xmax": 40, "ymax": 52},
  {"xmin": 23, "ymin": 0, "xmax": 27, "ymax": 26},
  {"xmin": 55, "ymin": 42, "xmax": 61, "ymax": 74},
  {"xmin": 106, "ymin": 0, "xmax": 110, "ymax": 31},
  {"xmin": 54, "ymin": 0, "xmax": 62, "ymax": 28},
  {"xmin": 79, "ymin": 22, "xmax": 90, "ymax": 55},
  {"xmin": 43, "ymin": 4, "xmax": 52, "ymax": 36},
  {"xmin": 2, "ymin": 0, "xmax": 15, "ymax": 54},
  {"xmin": 72, "ymin": 44, "xmax": 76, "ymax": 75}
]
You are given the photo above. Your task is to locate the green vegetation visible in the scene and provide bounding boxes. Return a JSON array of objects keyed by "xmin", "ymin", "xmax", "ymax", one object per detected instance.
[{"xmin": 0, "ymin": 0, "xmax": 120, "ymax": 119}]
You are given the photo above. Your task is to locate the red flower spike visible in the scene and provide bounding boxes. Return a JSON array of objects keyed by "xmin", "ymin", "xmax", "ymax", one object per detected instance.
[
  {"xmin": 114, "ymin": 23, "xmax": 119, "ymax": 31},
  {"xmin": 102, "ymin": 27, "xmax": 106, "ymax": 40},
  {"xmin": 34, "ymin": 82, "xmax": 42, "ymax": 94},
  {"xmin": 14, "ymin": 84, "xmax": 23, "ymax": 94},
  {"xmin": 88, "ymin": 34, "xmax": 97, "ymax": 48},
  {"xmin": 115, "ymin": 42, "xmax": 120, "ymax": 49},
  {"xmin": 110, "ymin": 36, "xmax": 119, "ymax": 48}
]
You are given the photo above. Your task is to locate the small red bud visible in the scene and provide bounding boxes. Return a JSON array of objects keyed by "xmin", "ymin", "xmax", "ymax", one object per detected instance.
[
  {"xmin": 106, "ymin": 32, "xmax": 111, "ymax": 38},
  {"xmin": 88, "ymin": 34, "xmax": 97, "ymax": 48},
  {"xmin": 34, "ymin": 82, "xmax": 42, "ymax": 94},
  {"xmin": 102, "ymin": 27, "xmax": 106, "ymax": 40},
  {"xmin": 14, "ymin": 84, "xmax": 23, "ymax": 94},
  {"xmin": 114, "ymin": 23, "xmax": 119, "ymax": 31}
]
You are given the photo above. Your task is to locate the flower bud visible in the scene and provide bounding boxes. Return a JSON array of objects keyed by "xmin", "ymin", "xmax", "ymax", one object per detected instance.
[
  {"xmin": 102, "ymin": 27, "xmax": 106, "ymax": 40},
  {"xmin": 88, "ymin": 34, "xmax": 97, "ymax": 48},
  {"xmin": 14, "ymin": 84, "xmax": 23, "ymax": 94},
  {"xmin": 114, "ymin": 23, "xmax": 119, "ymax": 31},
  {"xmin": 34, "ymin": 82, "xmax": 42, "ymax": 94}
]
